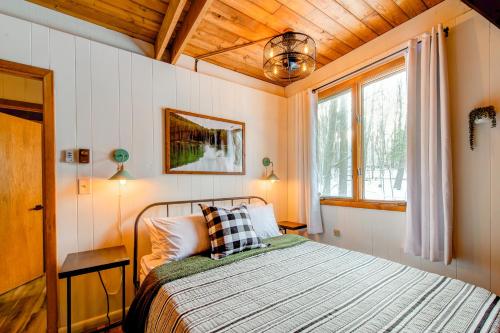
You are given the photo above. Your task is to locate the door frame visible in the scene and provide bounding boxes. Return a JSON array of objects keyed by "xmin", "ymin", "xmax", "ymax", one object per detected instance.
[{"xmin": 0, "ymin": 59, "xmax": 57, "ymax": 333}]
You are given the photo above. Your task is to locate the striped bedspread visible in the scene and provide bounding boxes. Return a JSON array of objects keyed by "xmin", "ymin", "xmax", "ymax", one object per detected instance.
[{"xmin": 145, "ymin": 240, "xmax": 500, "ymax": 332}]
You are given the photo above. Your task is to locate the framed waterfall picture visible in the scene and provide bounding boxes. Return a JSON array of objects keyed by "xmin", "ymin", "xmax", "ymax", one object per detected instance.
[{"xmin": 165, "ymin": 109, "xmax": 246, "ymax": 175}]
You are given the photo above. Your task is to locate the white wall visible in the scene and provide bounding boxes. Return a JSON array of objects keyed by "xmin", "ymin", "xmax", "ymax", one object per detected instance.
[
  {"xmin": 176, "ymin": 54, "xmax": 285, "ymax": 97},
  {"xmin": 287, "ymin": 1, "xmax": 500, "ymax": 295},
  {"xmin": 0, "ymin": 12, "xmax": 288, "ymax": 331},
  {"xmin": 450, "ymin": 10, "xmax": 500, "ymax": 295}
]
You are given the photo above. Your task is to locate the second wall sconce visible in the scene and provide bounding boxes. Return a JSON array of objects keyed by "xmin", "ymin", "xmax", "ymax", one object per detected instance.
[
  {"xmin": 262, "ymin": 157, "xmax": 279, "ymax": 183},
  {"xmin": 109, "ymin": 148, "xmax": 134, "ymax": 185}
]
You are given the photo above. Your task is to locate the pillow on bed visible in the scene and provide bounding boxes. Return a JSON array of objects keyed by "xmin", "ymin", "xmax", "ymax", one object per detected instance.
[
  {"xmin": 199, "ymin": 204, "xmax": 267, "ymax": 259},
  {"xmin": 246, "ymin": 204, "xmax": 281, "ymax": 239},
  {"xmin": 144, "ymin": 214, "xmax": 210, "ymax": 262}
]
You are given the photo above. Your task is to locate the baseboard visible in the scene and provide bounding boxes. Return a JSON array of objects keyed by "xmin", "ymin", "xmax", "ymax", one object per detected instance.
[{"xmin": 58, "ymin": 307, "xmax": 129, "ymax": 333}]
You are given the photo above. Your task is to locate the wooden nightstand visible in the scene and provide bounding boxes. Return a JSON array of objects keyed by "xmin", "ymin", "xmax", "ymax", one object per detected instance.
[
  {"xmin": 58, "ymin": 245, "xmax": 130, "ymax": 333},
  {"xmin": 278, "ymin": 221, "xmax": 307, "ymax": 234}
]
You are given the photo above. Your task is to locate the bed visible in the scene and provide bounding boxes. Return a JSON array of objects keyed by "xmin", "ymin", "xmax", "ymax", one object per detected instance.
[{"xmin": 125, "ymin": 196, "xmax": 500, "ymax": 333}]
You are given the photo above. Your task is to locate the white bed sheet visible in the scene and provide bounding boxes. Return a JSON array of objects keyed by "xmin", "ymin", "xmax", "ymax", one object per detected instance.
[{"xmin": 139, "ymin": 254, "xmax": 165, "ymax": 284}]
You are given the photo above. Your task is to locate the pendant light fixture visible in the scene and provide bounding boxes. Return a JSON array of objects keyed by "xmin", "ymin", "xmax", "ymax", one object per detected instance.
[
  {"xmin": 263, "ymin": 31, "xmax": 316, "ymax": 83},
  {"xmin": 193, "ymin": 31, "xmax": 316, "ymax": 84}
]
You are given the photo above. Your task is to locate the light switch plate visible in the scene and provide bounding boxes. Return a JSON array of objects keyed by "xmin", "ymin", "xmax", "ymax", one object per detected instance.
[{"xmin": 78, "ymin": 178, "xmax": 91, "ymax": 195}]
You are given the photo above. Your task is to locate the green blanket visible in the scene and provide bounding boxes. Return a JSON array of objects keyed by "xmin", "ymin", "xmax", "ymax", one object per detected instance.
[{"xmin": 124, "ymin": 234, "xmax": 309, "ymax": 333}]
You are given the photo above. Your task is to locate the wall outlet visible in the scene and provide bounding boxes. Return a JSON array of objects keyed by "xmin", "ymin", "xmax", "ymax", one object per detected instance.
[
  {"xmin": 78, "ymin": 178, "xmax": 91, "ymax": 195},
  {"xmin": 333, "ymin": 229, "xmax": 341, "ymax": 237}
]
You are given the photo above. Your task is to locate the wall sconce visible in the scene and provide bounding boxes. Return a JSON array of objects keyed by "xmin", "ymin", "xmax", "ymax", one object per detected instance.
[
  {"xmin": 262, "ymin": 157, "xmax": 279, "ymax": 183},
  {"xmin": 109, "ymin": 149, "xmax": 134, "ymax": 185}
]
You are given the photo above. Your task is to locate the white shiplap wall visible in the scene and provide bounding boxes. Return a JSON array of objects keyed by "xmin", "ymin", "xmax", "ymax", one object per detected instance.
[
  {"xmin": 0, "ymin": 13, "xmax": 287, "ymax": 330},
  {"xmin": 449, "ymin": 10, "xmax": 500, "ymax": 295}
]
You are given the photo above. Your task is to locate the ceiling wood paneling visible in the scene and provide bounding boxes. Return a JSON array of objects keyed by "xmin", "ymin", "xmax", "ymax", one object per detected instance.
[
  {"xmin": 27, "ymin": 0, "xmax": 444, "ymax": 86},
  {"xmin": 28, "ymin": 0, "xmax": 164, "ymax": 42}
]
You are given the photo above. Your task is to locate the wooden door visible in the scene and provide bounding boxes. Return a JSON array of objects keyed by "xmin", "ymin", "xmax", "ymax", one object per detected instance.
[{"xmin": 0, "ymin": 112, "xmax": 44, "ymax": 295}]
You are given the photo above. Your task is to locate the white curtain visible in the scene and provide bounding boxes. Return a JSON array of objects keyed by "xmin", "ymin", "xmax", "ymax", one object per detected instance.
[
  {"xmin": 404, "ymin": 24, "xmax": 453, "ymax": 264},
  {"xmin": 289, "ymin": 89, "xmax": 323, "ymax": 234}
]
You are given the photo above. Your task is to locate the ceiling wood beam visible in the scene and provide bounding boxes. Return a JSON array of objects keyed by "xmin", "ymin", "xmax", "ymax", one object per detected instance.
[
  {"xmin": 170, "ymin": 0, "xmax": 215, "ymax": 64},
  {"xmin": 155, "ymin": 0, "xmax": 188, "ymax": 60}
]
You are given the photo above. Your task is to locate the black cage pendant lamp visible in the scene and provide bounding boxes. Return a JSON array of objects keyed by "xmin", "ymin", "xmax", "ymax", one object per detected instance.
[
  {"xmin": 193, "ymin": 31, "xmax": 316, "ymax": 84},
  {"xmin": 263, "ymin": 31, "xmax": 316, "ymax": 83}
]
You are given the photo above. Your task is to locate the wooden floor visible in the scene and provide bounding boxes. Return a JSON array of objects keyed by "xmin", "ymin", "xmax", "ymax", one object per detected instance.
[{"xmin": 0, "ymin": 276, "xmax": 46, "ymax": 333}]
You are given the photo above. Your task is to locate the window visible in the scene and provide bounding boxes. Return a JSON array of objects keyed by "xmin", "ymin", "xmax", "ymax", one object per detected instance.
[
  {"xmin": 317, "ymin": 90, "xmax": 353, "ymax": 198},
  {"xmin": 318, "ymin": 58, "xmax": 407, "ymax": 211}
]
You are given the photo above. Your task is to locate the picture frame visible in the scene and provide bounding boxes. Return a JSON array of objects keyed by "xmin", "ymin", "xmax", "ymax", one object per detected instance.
[{"xmin": 165, "ymin": 109, "xmax": 246, "ymax": 175}]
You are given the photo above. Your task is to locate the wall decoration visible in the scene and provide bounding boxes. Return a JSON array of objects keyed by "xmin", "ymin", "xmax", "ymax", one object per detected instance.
[
  {"xmin": 469, "ymin": 105, "xmax": 496, "ymax": 150},
  {"xmin": 165, "ymin": 109, "xmax": 245, "ymax": 174}
]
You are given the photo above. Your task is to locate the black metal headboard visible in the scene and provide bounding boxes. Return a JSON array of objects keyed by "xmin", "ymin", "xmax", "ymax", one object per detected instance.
[{"xmin": 133, "ymin": 196, "xmax": 267, "ymax": 291}]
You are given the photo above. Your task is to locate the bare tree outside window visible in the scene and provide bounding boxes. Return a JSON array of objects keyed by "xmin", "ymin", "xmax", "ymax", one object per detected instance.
[
  {"xmin": 362, "ymin": 70, "xmax": 407, "ymax": 201},
  {"xmin": 317, "ymin": 90, "xmax": 352, "ymax": 198}
]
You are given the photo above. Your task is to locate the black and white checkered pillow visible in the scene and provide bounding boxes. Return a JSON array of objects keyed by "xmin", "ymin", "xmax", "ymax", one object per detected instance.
[{"xmin": 199, "ymin": 204, "xmax": 267, "ymax": 259}]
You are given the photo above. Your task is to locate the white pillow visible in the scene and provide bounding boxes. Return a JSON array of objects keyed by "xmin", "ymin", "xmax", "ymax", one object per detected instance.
[
  {"xmin": 144, "ymin": 214, "xmax": 210, "ymax": 262},
  {"xmin": 246, "ymin": 204, "xmax": 281, "ymax": 239}
]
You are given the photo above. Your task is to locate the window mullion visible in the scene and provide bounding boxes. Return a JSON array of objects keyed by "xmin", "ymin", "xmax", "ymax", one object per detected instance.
[
  {"xmin": 357, "ymin": 82, "xmax": 364, "ymax": 202},
  {"xmin": 351, "ymin": 82, "xmax": 360, "ymax": 202}
]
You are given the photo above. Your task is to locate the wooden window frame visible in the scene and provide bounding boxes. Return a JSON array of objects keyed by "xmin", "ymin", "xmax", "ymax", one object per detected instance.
[{"xmin": 318, "ymin": 57, "xmax": 407, "ymax": 212}]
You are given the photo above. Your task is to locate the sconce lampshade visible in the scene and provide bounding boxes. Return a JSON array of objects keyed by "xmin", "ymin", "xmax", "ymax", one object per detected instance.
[
  {"xmin": 266, "ymin": 170, "xmax": 279, "ymax": 183},
  {"xmin": 109, "ymin": 164, "xmax": 134, "ymax": 182}
]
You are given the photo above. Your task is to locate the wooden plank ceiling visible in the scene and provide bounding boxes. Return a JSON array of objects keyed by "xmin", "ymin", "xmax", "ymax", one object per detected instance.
[{"xmin": 28, "ymin": 0, "xmax": 444, "ymax": 86}]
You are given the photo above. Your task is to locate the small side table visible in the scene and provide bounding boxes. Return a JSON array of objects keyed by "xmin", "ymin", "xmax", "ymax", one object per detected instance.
[
  {"xmin": 278, "ymin": 221, "xmax": 307, "ymax": 234},
  {"xmin": 58, "ymin": 245, "xmax": 130, "ymax": 333}
]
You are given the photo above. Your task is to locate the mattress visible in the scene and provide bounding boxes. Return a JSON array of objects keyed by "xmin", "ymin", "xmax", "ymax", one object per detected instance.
[{"xmin": 129, "ymin": 236, "xmax": 500, "ymax": 333}]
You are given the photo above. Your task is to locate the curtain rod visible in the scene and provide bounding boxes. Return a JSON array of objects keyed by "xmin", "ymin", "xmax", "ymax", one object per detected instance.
[{"xmin": 312, "ymin": 27, "xmax": 449, "ymax": 94}]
